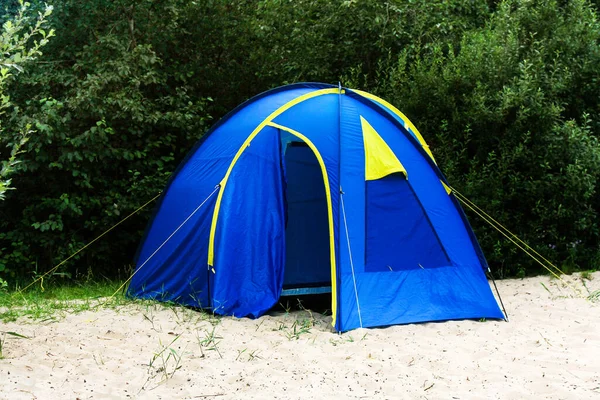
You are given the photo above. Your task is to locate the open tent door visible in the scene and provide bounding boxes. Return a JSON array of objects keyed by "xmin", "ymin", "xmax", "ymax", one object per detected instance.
[{"xmin": 282, "ymin": 141, "xmax": 331, "ymax": 293}]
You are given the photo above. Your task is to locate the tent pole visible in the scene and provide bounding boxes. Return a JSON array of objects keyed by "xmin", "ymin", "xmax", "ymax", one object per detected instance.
[{"xmin": 206, "ymin": 265, "xmax": 212, "ymax": 312}]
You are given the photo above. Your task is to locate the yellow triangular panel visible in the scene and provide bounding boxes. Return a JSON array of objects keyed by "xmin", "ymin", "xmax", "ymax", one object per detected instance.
[
  {"xmin": 441, "ymin": 180, "xmax": 452, "ymax": 195},
  {"xmin": 353, "ymin": 89, "xmax": 437, "ymax": 164},
  {"xmin": 360, "ymin": 116, "xmax": 407, "ymax": 180}
]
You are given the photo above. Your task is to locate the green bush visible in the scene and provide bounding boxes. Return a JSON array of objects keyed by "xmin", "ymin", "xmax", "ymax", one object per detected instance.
[
  {"xmin": 1, "ymin": 0, "xmax": 599, "ymax": 283},
  {"xmin": 0, "ymin": 1, "xmax": 209, "ymax": 282}
]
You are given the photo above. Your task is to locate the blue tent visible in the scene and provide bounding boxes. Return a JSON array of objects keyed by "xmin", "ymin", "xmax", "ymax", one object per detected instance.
[{"xmin": 128, "ymin": 83, "xmax": 504, "ymax": 332}]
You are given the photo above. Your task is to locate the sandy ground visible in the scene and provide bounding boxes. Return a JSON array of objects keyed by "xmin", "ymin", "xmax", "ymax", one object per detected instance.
[{"xmin": 1, "ymin": 273, "xmax": 599, "ymax": 400}]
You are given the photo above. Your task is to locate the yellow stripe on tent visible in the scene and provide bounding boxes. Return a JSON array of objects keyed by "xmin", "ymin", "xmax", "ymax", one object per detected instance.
[
  {"xmin": 360, "ymin": 116, "xmax": 407, "ymax": 180},
  {"xmin": 441, "ymin": 180, "xmax": 452, "ymax": 195},
  {"xmin": 353, "ymin": 89, "xmax": 437, "ymax": 164},
  {"xmin": 267, "ymin": 122, "xmax": 338, "ymax": 328}
]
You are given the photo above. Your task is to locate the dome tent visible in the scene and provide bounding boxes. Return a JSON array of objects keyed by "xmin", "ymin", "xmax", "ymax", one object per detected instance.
[{"xmin": 128, "ymin": 83, "xmax": 504, "ymax": 332}]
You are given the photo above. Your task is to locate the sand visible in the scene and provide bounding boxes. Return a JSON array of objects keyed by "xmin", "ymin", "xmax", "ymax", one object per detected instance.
[{"xmin": 1, "ymin": 272, "xmax": 599, "ymax": 400}]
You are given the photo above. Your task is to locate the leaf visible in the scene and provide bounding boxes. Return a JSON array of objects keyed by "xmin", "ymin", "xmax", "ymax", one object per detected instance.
[{"xmin": 3, "ymin": 332, "xmax": 30, "ymax": 339}]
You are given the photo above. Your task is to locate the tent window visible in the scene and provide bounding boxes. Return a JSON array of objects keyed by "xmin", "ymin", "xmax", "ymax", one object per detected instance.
[{"xmin": 365, "ymin": 174, "xmax": 450, "ymax": 272}]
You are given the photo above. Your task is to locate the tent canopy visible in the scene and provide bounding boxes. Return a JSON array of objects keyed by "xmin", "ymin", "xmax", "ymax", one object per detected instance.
[{"xmin": 128, "ymin": 83, "xmax": 504, "ymax": 332}]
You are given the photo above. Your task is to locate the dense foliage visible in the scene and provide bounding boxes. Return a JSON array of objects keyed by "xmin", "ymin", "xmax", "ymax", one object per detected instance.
[{"xmin": 0, "ymin": 0, "xmax": 598, "ymax": 285}]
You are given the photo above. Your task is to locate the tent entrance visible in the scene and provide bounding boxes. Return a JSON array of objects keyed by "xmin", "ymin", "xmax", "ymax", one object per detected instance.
[{"xmin": 281, "ymin": 141, "xmax": 331, "ymax": 295}]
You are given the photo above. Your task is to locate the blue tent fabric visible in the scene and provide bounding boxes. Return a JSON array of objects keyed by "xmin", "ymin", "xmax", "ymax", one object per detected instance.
[
  {"xmin": 128, "ymin": 82, "xmax": 504, "ymax": 332},
  {"xmin": 365, "ymin": 174, "xmax": 450, "ymax": 272}
]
